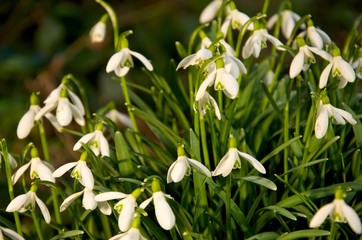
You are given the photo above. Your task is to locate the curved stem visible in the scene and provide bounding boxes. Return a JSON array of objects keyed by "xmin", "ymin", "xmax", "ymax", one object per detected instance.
[
  {"xmin": 226, "ymin": 175, "xmax": 232, "ymax": 240},
  {"xmin": 31, "ymin": 210, "xmax": 44, "ymax": 240}
]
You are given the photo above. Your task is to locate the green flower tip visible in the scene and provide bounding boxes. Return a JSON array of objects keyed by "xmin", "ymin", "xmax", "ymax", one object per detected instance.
[
  {"xmin": 216, "ymin": 57, "xmax": 225, "ymax": 68},
  {"xmin": 100, "ymin": 13, "xmax": 109, "ymax": 23},
  {"xmin": 131, "ymin": 213, "xmax": 141, "ymax": 228},
  {"xmin": 199, "ymin": 30, "xmax": 207, "ymax": 40},
  {"xmin": 229, "ymin": 1, "xmax": 236, "ymax": 10},
  {"xmin": 177, "ymin": 145, "xmax": 185, "ymax": 157},
  {"xmin": 30, "ymin": 92, "xmax": 39, "ymax": 106},
  {"xmin": 80, "ymin": 151, "xmax": 88, "ymax": 161},
  {"xmin": 131, "ymin": 188, "xmax": 142, "ymax": 199},
  {"xmin": 296, "ymin": 37, "xmax": 306, "ymax": 48},
  {"xmin": 119, "ymin": 30, "xmax": 133, "ymax": 49},
  {"xmin": 319, "ymin": 90, "xmax": 330, "ymax": 104},
  {"xmin": 228, "ymin": 135, "xmax": 237, "ymax": 148},
  {"xmin": 60, "ymin": 87, "xmax": 68, "ymax": 98},
  {"xmin": 334, "ymin": 186, "xmax": 345, "ymax": 200},
  {"xmin": 332, "ymin": 46, "xmax": 341, "ymax": 57},
  {"xmin": 31, "ymin": 147, "xmax": 39, "ymax": 158},
  {"xmin": 151, "ymin": 178, "xmax": 162, "ymax": 192},
  {"xmin": 96, "ymin": 122, "xmax": 104, "ymax": 131},
  {"xmin": 307, "ymin": 19, "xmax": 314, "ymax": 27},
  {"xmin": 30, "ymin": 183, "xmax": 38, "ymax": 192}
]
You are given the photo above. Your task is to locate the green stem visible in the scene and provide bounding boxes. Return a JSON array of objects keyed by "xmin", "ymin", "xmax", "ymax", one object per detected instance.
[
  {"xmin": 226, "ymin": 175, "xmax": 232, "ymax": 240},
  {"xmin": 38, "ymin": 123, "xmax": 62, "ymax": 225},
  {"xmin": 31, "ymin": 210, "xmax": 44, "ymax": 240},
  {"xmin": 200, "ymin": 114, "xmax": 210, "ymax": 169},
  {"xmin": 1, "ymin": 140, "xmax": 22, "ymax": 236},
  {"xmin": 96, "ymin": 0, "xmax": 119, "ymax": 49},
  {"xmin": 262, "ymin": 0, "xmax": 270, "ymax": 14},
  {"xmin": 283, "ymin": 81, "xmax": 291, "ymax": 181}
]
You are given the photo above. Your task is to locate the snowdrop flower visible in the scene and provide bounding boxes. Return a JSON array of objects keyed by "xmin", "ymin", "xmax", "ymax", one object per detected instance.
[
  {"xmin": 351, "ymin": 49, "xmax": 362, "ymax": 79},
  {"xmin": 6, "ymin": 184, "xmax": 51, "ymax": 224},
  {"xmin": 73, "ymin": 122, "xmax": 110, "ymax": 157},
  {"xmin": 12, "ymin": 147, "xmax": 54, "ymax": 185},
  {"xmin": 0, "ymin": 151, "xmax": 18, "ymax": 169},
  {"xmin": 195, "ymin": 91, "xmax": 221, "ymax": 120},
  {"xmin": 0, "ymin": 226, "xmax": 25, "ymax": 240},
  {"xmin": 267, "ymin": 9, "xmax": 303, "ymax": 39},
  {"xmin": 196, "ymin": 58, "xmax": 239, "ymax": 100},
  {"xmin": 167, "ymin": 145, "xmax": 211, "ymax": 183},
  {"xmin": 109, "ymin": 213, "xmax": 147, "ymax": 240},
  {"xmin": 319, "ymin": 47, "xmax": 355, "ymax": 89},
  {"xmin": 298, "ymin": 20, "xmax": 331, "ymax": 49},
  {"xmin": 105, "ymin": 109, "xmax": 133, "ymax": 129},
  {"xmin": 199, "ymin": 31, "xmax": 236, "ymax": 57},
  {"xmin": 140, "ymin": 179, "xmax": 175, "ymax": 230},
  {"xmin": 95, "ymin": 188, "xmax": 142, "ymax": 232},
  {"xmin": 310, "ymin": 187, "xmax": 362, "ymax": 234},
  {"xmin": 106, "ymin": 33, "xmax": 153, "ymax": 77},
  {"xmin": 221, "ymin": 2, "xmax": 252, "ymax": 35},
  {"xmin": 176, "ymin": 48, "xmax": 213, "ymax": 70},
  {"xmin": 52, "ymin": 151, "xmax": 94, "ymax": 189},
  {"xmin": 212, "ymin": 135, "xmax": 266, "ymax": 177},
  {"xmin": 60, "ymin": 187, "xmax": 111, "ymax": 215},
  {"xmin": 89, "ymin": 14, "xmax": 108, "ymax": 43},
  {"xmin": 242, "ymin": 21, "xmax": 285, "ymax": 59},
  {"xmin": 289, "ymin": 37, "xmax": 331, "ymax": 78},
  {"xmin": 35, "ymin": 83, "xmax": 85, "ymax": 127},
  {"xmin": 199, "ymin": 0, "xmax": 223, "ymax": 24},
  {"xmin": 314, "ymin": 94, "xmax": 357, "ymax": 139}
]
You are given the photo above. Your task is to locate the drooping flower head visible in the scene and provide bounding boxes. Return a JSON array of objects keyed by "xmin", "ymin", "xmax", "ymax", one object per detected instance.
[
  {"xmin": 267, "ymin": 8, "xmax": 304, "ymax": 40},
  {"xmin": 298, "ymin": 19, "xmax": 331, "ymax": 49},
  {"xmin": 195, "ymin": 91, "xmax": 221, "ymax": 120},
  {"xmin": 106, "ymin": 31, "xmax": 153, "ymax": 77},
  {"xmin": 6, "ymin": 184, "xmax": 51, "ymax": 224},
  {"xmin": 221, "ymin": 1, "xmax": 252, "ymax": 35},
  {"xmin": 11, "ymin": 147, "xmax": 55, "ymax": 185},
  {"xmin": 139, "ymin": 178, "xmax": 175, "ymax": 230},
  {"xmin": 109, "ymin": 213, "xmax": 147, "ymax": 240},
  {"xmin": 52, "ymin": 151, "xmax": 94, "ymax": 189},
  {"xmin": 176, "ymin": 48, "xmax": 213, "ymax": 70},
  {"xmin": 167, "ymin": 145, "xmax": 211, "ymax": 183},
  {"xmin": 73, "ymin": 122, "xmax": 110, "ymax": 157},
  {"xmin": 199, "ymin": 0, "xmax": 223, "ymax": 24},
  {"xmin": 314, "ymin": 91, "xmax": 357, "ymax": 139},
  {"xmin": 0, "ymin": 226, "xmax": 25, "ymax": 240},
  {"xmin": 310, "ymin": 187, "xmax": 362, "ymax": 234},
  {"xmin": 90, "ymin": 14, "xmax": 108, "ymax": 43},
  {"xmin": 212, "ymin": 135, "xmax": 266, "ymax": 177}
]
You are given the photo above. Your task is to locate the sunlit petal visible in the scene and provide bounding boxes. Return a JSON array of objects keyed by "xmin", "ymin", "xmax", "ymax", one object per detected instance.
[
  {"xmin": 309, "ymin": 202, "xmax": 335, "ymax": 228},
  {"xmin": 153, "ymin": 192, "xmax": 175, "ymax": 230}
]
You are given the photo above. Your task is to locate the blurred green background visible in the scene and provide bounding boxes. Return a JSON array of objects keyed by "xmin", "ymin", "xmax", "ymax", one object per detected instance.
[{"xmin": 0, "ymin": 0, "xmax": 361, "ymax": 151}]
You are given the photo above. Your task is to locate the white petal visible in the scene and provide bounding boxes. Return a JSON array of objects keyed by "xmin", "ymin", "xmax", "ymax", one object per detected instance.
[
  {"xmin": 308, "ymin": 47, "xmax": 332, "ymax": 61},
  {"xmin": 35, "ymin": 102, "xmax": 57, "ymax": 121},
  {"xmin": 199, "ymin": 0, "xmax": 222, "ymax": 23},
  {"xmin": 67, "ymin": 90, "xmax": 85, "ymax": 116},
  {"xmin": 139, "ymin": 197, "xmax": 153, "ymax": 209},
  {"xmin": 118, "ymin": 198, "xmax": 135, "ymax": 232},
  {"xmin": 115, "ymin": 66, "xmax": 130, "ymax": 77},
  {"xmin": 36, "ymin": 161, "xmax": 55, "ymax": 183},
  {"xmin": 56, "ymin": 98, "xmax": 72, "ymax": 126},
  {"xmin": 130, "ymin": 50, "xmax": 153, "ymax": 71},
  {"xmin": 106, "ymin": 51, "xmax": 124, "ymax": 73},
  {"xmin": 212, "ymin": 151, "xmax": 234, "ymax": 177},
  {"xmin": 319, "ymin": 62, "xmax": 333, "ymax": 89},
  {"xmin": 52, "ymin": 162, "xmax": 78, "ymax": 178},
  {"xmin": 333, "ymin": 107, "xmax": 357, "ymax": 125},
  {"xmin": 78, "ymin": 162, "xmax": 94, "ymax": 189},
  {"xmin": 44, "ymin": 113, "xmax": 62, "ymax": 132},
  {"xmin": 98, "ymin": 201, "xmax": 112, "ymax": 215},
  {"xmin": 169, "ymin": 157, "xmax": 188, "ymax": 183},
  {"xmin": 219, "ymin": 72, "xmax": 239, "ymax": 99},
  {"xmin": 35, "ymin": 195, "xmax": 51, "ymax": 223},
  {"xmin": 341, "ymin": 201, "xmax": 362, "ymax": 234},
  {"xmin": 153, "ymin": 192, "xmax": 175, "ymax": 230},
  {"xmin": 195, "ymin": 70, "xmax": 216, "ymax": 101},
  {"xmin": 73, "ymin": 132, "xmax": 95, "ymax": 151},
  {"xmin": 6, "ymin": 193, "xmax": 30, "ymax": 212},
  {"xmin": 83, "ymin": 189, "xmax": 97, "ymax": 210},
  {"xmin": 309, "ymin": 202, "xmax": 335, "ymax": 228},
  {"xmin": 69, "ymin": 103, "xmax": 85, "ymax": 126},
  {"xmin": 238, "ymin": 151, "xmax": 266, "ymax": 174},
  {"xmin": 176, "ymin": 54, "xmax": 197, "ymax": 70},
  {"xmin": 1, "ymin": 227, "xmax": 25, "ymax": 240},
  {"xmin": 167, "ymin": 160, "xmax": 179, "ymax": 183},
  {"xmin": 308, "ymin": 26, "xmax": 323, "ymax": 49},
  {"xmin": 90, "ymin": 22, "xmax": 106, "ymax": 43},
  {"xmin": 266, "ymin": 14, "xmax": 278, "ymax": 29},
  {"xmin": 315, "ymin": 28, "xmax": 331, "ymax": 45},
  {"xmin": 242, "ymin": 37, "xmax": 254, "ymax": 59},
  {"xmin": 208, "ymin": 94, "xmax": 221, "ymax": 120},
  {"xmin": 315, "ymin": 105, "xmax": 329, "ymax": 139},
  {"xmin": 98, "ymin": 132, "xmax": 110, "ymax": 157},
  {"xmin": 265, "ymin": 33, "xmax": 284, "ymax": 50},
  {"xmin": 188, "ymin": 158, "xmax": 211, "ymax": 177},
  {"xmin": 11, "ymin": 162, "xmax": 31, "ymax": 185},
  {"xmin": 94, "ymin": 191, "xmax": 128, "ymax": 202},
  {"xmin": 289, "ymin": 50, "xmax": 305, "ymax": 78},
  {"xmin": 336, "ymin": 57, "xmax": 356, "ymax": 83},
  {"xmin": 17, "ymin": 107, "xmax": 36, "ymax": 139},
  {"xmin": 8, "ymin": 153, "xmax": 18, "ymax": 169},
  {"xmin": 221, "ymin": 17, "xmax": 231, "ymax": 36},
  {"xmin": 60, "ymin": 190, "xmax": 84, "ymax": 212}
]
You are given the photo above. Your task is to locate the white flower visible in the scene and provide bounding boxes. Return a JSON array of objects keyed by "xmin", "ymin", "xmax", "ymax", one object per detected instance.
[
  {"xmin": 35, "ymin": 84, "xmax": 85, "ymax": 127},
  {"xmin": 140, "ymin": 179, "xmax": 175, "ymax": 230},
  {"xmin": 109, "ymin": 227, "xmax": 147, "ymax": 240},
  {"xmin": 298, "ymin": 20, "xmax": 331, "ymax": 49},
  {"xmin": 0, "ymin": 151, "xmax": 18, "ymax": 169},
  {"xmin": 318, "ymin": 48, "xmax": 355, "ymax": 89},
  {"xmin": 105, "ymin": 109, "xmax": 133, "ymax": 129},
  {"xmin": 90, "ymin": 20, "xmax": 106, "ymax": 43},
  {"xmin": 106, "ymin": 47, "xmax": 153, "ymax": 77},
  {"xmin": 167, "ymin": 146, "xmax": 211, "ymax": 183},
  {"xmin": 310, "ymin": 188, "xmax": 362, "ymax": 234},
  {"xmin": 289, "ymin": 37, "xmax": 331, "ymax": 78},
  {"xmin": 200, "ymin": 34, "xmax": 236, "ymax": 57},
  {"xmin": 60, "ymin": 187, "xmax": 112, "ymax": 215},
  {"xmin": 0, "ymin": 226, "xmax": 25, "ymax": 240},
  {"xmin": 224, "ymin": 54, "xmax": 247, "ymax": 78},
  {"xmin": 12, "ymin": 148, "xmax": 54, "ymax": 185},
  {"xmin": 195, "ymin": 92, "xmax": 221, "ymax": 120},
  {"xmin": 17, "ymin": 105, "xmax": 41, "ymax": 139},
  {"xmin": 52, "ymin": 152, "xmax": 94, "ymax": 189},
  {"xmin": 242, "ymin": 27, "xmax": 285, "ymax": 59},
  {"xmin": 314, "ymin": 99, "xmax": 357, "ymax": 139},
  {"xmin": 221, "ymin": 4, "xmax": 252, "ymax": 35},
  {"xmin": 199, "ymin": 0, "xmax": 223, "ymax": 24},
  {"xmin": 95, "ymin": 189, "xmax": 141, "ymax": 232},
  {"xmin": 212, "ymin": 135, "xmax": 266, "ymax": 177},
  {"xmin": 267, "ymin": 10, "xmax": 304, "ymax": 39},
  {"xmin": 176, "ymin": 48, "xmax": 213, "ymax": 70},
  {"xmin": 351, "ymin": 51, "xmax": 362, "ymax": 79},
  {"xmin": 73, "ymin": 123, "xmax": 110, "ymax": 157},
  {"xmin": 6, "ymin": 185, "xmax": 51, "ymax": 224}
]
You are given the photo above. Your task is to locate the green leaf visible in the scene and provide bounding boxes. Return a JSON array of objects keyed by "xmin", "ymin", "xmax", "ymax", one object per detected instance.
[
  {"xmin": 276, "ymin": 230, "xmax": 330, "ymax": 240},
  {"xmin": 262, "ymin": 206, "xmax": 297, "ymax": 221},
  {"xmin": 49, "ymin": 230, "xmax": 84, "ymax": 240},
  {"xmin": 246, "ymin": 232, "xmax": 280, "ymax": 240},
  {"xmin": 115, "ymin": 131, "xmax": 134, "ymax": 176},
  {"xmin": 241, "ymin": 176, "xmax": 277, "ymax": 191}
]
